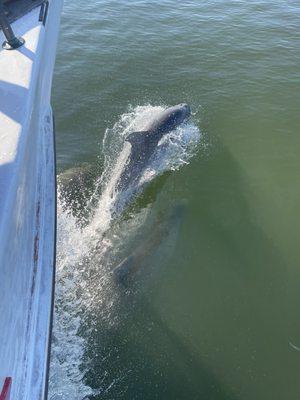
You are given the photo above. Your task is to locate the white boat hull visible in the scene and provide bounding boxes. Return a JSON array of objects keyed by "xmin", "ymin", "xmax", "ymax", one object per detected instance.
[{"xmin": 0, "ymin": 1, "xmax": 62, "ymax": 398}]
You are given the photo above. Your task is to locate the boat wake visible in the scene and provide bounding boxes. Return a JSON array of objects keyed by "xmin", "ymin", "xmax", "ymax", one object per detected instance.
[{"xmin": 48, "ymin": 105, "xmax": 200, "ymax": 400}]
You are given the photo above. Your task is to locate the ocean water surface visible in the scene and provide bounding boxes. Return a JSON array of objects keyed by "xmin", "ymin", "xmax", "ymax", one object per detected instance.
[{"xmin": 49, "ymin": 1, "xmax": 300, "ymax": 399}]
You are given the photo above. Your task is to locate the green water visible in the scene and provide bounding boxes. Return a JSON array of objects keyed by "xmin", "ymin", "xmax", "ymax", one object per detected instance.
[{"xmin": 51, "ymin": 1, "xmax": 300, "ymax": 399}]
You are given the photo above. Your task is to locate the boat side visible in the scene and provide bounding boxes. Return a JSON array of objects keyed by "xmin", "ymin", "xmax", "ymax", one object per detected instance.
[{"xmin": 0, "ymin": 1, "xmax": 62, "ymax": 398}]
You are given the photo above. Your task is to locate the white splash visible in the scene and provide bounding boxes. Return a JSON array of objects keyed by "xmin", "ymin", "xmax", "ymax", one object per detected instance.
[
  {"xmin": 90, "ymin": 105, "xmax": 199, "ymax": 223},
  {"xmin": 49, "ymin": 105, "xmax": 200, "ymax": 400}
]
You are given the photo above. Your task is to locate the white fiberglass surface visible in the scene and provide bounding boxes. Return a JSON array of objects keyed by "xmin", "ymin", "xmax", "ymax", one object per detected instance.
[{"xmin": 0, "ymin": 8, "xmax": 41, "ymax": 215}]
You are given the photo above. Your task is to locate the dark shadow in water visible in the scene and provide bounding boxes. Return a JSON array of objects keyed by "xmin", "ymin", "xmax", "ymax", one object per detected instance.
[
  {"xmin": 84, "ymin": 295, "xmax": 238, "ymax": 400},
  {"xmin": 189, "ymin": 140, "xmax": 287, "ymax": 293},
  {"xmin": 175, "ymin": 139, "xmax": 290, "ymax": 397}
]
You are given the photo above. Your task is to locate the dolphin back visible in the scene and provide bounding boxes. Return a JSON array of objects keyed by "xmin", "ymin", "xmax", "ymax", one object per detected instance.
[
  {"xmin": 126, "ymin": 131, "xmax": 150, "ymax": 147},
  {"xmin": 125, "ymin": 130, "xmax": 158, "ymax": 158},
  {"xmin": 125, "ymin": 104, "xmax": 191, "ymax": 151}
]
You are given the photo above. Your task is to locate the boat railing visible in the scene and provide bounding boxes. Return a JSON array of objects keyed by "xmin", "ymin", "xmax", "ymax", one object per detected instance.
[
  {"xmin": 0, "ymin": 0, "xmax": 24, "ymax": 49},
  {"xmin": 0, "ymin": 0, "xmax": 45, "ymax": 50}
]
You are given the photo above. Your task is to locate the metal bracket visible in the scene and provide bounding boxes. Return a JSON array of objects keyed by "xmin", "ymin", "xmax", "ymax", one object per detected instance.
[{"xmin": 0, "ymin": 1, "xmax": 25, "ymax": 50}]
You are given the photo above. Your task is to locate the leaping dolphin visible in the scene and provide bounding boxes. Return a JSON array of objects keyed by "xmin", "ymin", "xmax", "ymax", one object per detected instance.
[{"xmin": 115, "ymin": 103, "xmax": 191, "ymax": 194}]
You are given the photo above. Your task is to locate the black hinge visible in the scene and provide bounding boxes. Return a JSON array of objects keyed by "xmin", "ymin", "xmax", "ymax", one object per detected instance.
[{"xmin": 39, "ymin": 0, "xmax": 49, "ymax": 26}]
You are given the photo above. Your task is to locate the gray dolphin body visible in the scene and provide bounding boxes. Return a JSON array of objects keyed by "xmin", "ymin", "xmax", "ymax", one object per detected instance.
[{"xmin": 115, "ymin": 103, "xmax": 191, "ymax": 193}]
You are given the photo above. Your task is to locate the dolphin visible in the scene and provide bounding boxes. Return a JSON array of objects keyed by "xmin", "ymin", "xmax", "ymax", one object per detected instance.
[
  {"xmin": 115, "ymin": 103, "xmax": 191, "ymax": 194},
  {"xmin": 113, "ymin": 202, "xmax": 186, "ymax": 285}
]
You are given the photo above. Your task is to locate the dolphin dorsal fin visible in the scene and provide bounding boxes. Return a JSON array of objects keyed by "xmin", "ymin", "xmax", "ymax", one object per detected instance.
[{"xmin": 125, "ymin": 131, "xmax": 149, "ymax": 148}]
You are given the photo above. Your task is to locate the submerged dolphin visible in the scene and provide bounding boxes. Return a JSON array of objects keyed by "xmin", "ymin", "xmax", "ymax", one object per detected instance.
[
  {"xmin": 115, "ymin": 103, "xmax": 191, "ymax": 193},
  {"xmin": 113, "ymin": 203, "xmax": 186, "ymax": 285}
]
